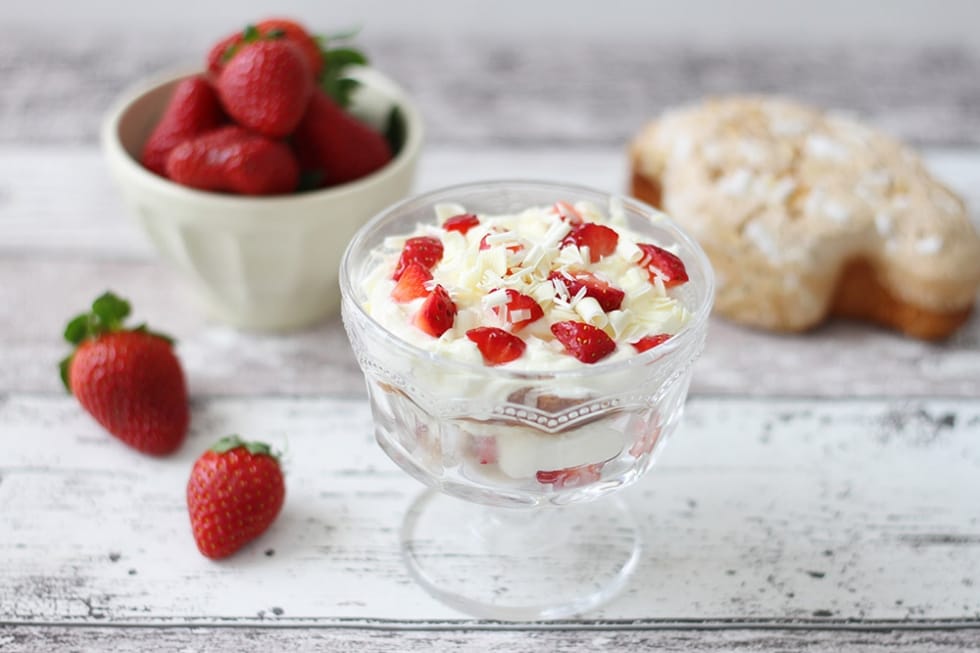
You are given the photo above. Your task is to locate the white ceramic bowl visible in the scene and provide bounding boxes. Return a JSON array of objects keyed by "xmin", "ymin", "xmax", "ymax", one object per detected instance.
[{"xmin": 102, "ymin": 67, "xmax": 423, "ymax": 331}]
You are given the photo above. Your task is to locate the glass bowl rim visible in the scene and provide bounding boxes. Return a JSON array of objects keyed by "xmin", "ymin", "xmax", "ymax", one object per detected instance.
[{"xmin": 339, "ymin": 179, "xmax": 716, "ymax": 380}]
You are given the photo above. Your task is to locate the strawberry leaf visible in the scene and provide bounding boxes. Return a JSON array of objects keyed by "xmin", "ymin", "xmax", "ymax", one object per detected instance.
[
  {"xmin": 384, "ymin": 105, "xmax": 406, "ymax": 156},
  {"xmin": 323, "ymin": 47, "xmax": 368, "ymax": 68},
  {"xmin": 91, "ymin": 291, "xmax": 131, "ymax": 329},
  {"xmin": 58, "ymin": 354, "xmax": 73, "ymax": 393},
  {"xmin": 63, "ymin": 314, "xmax": 90, "ymax": 344},
  {"xmin": 297, "ymin": 169, "xmax": 326, "ymax": 192},
  {"xmin": 315, "ymin": 30, "xmax": 369, "ymax": 108},
  {"xmin": 210, "ymin": 434, "xmax": 278, "ymax": 459}
]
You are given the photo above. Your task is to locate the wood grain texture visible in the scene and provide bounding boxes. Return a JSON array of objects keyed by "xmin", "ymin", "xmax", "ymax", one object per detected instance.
[
  {"xmin": 1, "ymin": 33, "xmax": 980, "ymax": 147},
  {"xmin": 3, "ymin": 29, "xmax": 980, "ymax": 648},
  {"xmin": 2, "ymin": 623, "xmax": 979, "ymax": 652},
  {"xmin": 2, "ymin": 395, "xmax": 978, "ymax": 624}
]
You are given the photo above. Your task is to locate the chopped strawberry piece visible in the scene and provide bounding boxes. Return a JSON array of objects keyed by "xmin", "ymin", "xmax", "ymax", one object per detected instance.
[
  {"xmin": 393, "ymin": 236, "xmax": 444, "ymax": 281},
  {"xmin": 391, "ymin": 262, "xmax": 432, "ymax": 303},
  {"xmin": 553, "ymin": 200, "xmax": 584, "ymax": 226},
  {"xmin": 466, "ymin": 327, "xmax": 526, "ymax": 366},
  {"xmin": 638, "ymin": 243, "xmax": 689, "ymax": 287},
  {"xmin": 478, "ymin": 230, "xmax": 524, "ymax": 254},
  {"xmin": 561, "ymin": 223, "xmax": 619, "ymax": 263},
  {"xmin": 631, "ymin": 333, "xmax": 671, "ymax": 352},
  {"xmin": 414, "ymin": 285, "xmax": 456, "ymax": 338},
  {"xmin": 550, "ymin": 321, "xmax": 616, "ymax": 364},
  {"xmin": 628, "ymin": 420, "xmax": 663, "ymax": 457},
  {"xmin": 493, "ymin": 289, "xmax": 544, "ymax": 331},
  {"xmin": 471, "ymin": 435, "xmax": 498, "ymax": 464},
  {"xmin": 443, "ymin": 213, "xmax": 480, "ymax": 235},
  {"xmin": 548, "ymin": 271, "xmax": 625, "ymax": 313},
  {"xmin": 536, "ymin": 463, "xmax": 603, "ymax": 488}
]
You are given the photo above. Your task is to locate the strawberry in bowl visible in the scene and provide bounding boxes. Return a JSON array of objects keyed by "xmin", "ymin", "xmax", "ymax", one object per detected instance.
[
  {"xmin": 102, "ymin": 18, "xmax": 423, "ymax": 330},
  {"xmin": 141, "ymin": 19, "xmax": 400, "ymax": 196}
]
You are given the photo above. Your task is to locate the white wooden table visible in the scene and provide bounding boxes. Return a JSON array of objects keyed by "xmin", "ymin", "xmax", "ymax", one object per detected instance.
[{"xmin": 2, "ymin": 32, "xmax": 979, "ymax": 651}]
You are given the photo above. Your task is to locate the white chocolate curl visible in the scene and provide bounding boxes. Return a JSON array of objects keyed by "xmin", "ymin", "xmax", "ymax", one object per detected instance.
[{"xmin": 574, "ymin": 297, "xmax": 609, "ymax": 328}]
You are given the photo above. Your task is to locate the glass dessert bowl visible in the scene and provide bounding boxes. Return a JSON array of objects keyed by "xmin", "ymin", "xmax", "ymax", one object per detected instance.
[{"xmin": 340, "ymin": 180, "xmax": 714, "ymax": 619}]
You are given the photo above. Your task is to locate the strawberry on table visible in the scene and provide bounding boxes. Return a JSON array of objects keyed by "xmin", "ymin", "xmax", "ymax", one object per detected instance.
[
  {"xmin": 550, "ymin": 321, "xmax": 616, "ymax": 364},
  {"xmin": 414, "ymin": 285, "xmax": 457, "ymax": 338},
  {"xmin": 292, "ymin": 90, "xmax": 393, "ymax": 188},
  {"xmin": 637, "ymin": 243, "xmax": 689, "ymax": 287},
  {"xmin": 187, "ymin": 435, "xmax": 286, "ymax": 560},
  {"xmin": 216, "ymin": 37, "xmax": 314, "ymax": 138},
  {"xmin": 140, "ymin": 76, "xmax": 225, "ymax": 177},
  {"xmin": 466, "ymin": 327, "xmax": 526, "ymax": 366},
  {"xmin": 60, "ymin": 292, "xmax": 189, "ymax": 456},
  {"xmin": 165, "ymin": 125, "xmax": 300, "ymax": 196}
]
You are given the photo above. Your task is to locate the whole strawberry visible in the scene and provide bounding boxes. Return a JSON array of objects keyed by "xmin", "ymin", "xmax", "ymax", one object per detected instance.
[
  {"xmin": 292, "ymin": 90, "xmax": 392, "ymax": 187},
  {"xmin": 216, "ymin": 37, "xmax": 313, "ymax": 138},
  {"xmin": 187, "ymin": 435, "xmax": 286, "ymax": 560},
  {"xmin": 60, "ymin": 292, "xmax": 189, "ymax": 455},
  {"xmin": 207, "ymin": 20, "xmax": 323, "ymax": 80},
  {"xmin": 166, "ymin": 125, "xmax": 299, "ymax": 195},
  {"xmin": 141, "ymin": 75, "xmax": 225, "ymax": 177}
]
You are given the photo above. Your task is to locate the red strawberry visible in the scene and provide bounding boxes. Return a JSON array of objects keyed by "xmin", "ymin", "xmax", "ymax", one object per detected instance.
[
  {"xmin": 166, "ymin": 126, "xmax": 299, "ymax": 196},
  {"xmin": 206, "ymin": 32, "xmax": 244, "ymax": 79},
  {"xmin": 550, "ymin": 321, "xmax": 616, "ymax": 364},
  {"xmin": 141, "ymin": 76, "xmax": 225, "ymax": 177},
  {"xmin": 391, "ymin": 262, "xmax": 432, "ymax": 303},
  {"xmin": 536, "ymin": 463, "xmax": 603, "ymax": 488},
  {"xmin": 443, "ymin": 213, "xmax": 480, "ymax": 235},
  {"xmin": 638, "ymin": 243, "xmax": 689, "ymax": 287},
  {"xmin": 561, "ymin": 223, "xmax": 619, "ymax": 263},
  {"xmin": 217, "ymin": 39, "xmax": 313, "ymax": 138},
  {"xmin": 187, "ymin": 435, "xmax": 286, "ymax": 560},
  {"xmin": 553, "ymin": 200, "xmax": 584, "ymax": 226},
  {"xmin": 632, "ymin": 333, "xmax": 671, "ymax": 352},
  {"xmin": 207, "ymin": 21, "xmax": 323, "ymax": 80},
  {"xmin": 292, "ymin": 90, "xmax": 392, "ymax": 188},
  {"xmin": 479, "ymin": 230, "xmax": 524, "ymax": 254},
  {"xmin": 60, "ymin": 292, "xmax": 188, "ymax": 456},
  {"xmin": 471, "ymin": 435, "xmax": 498, "ymax": 465},
  {"xmin": 392, "ymin": 236, "xmax": 443, "ymax": 281},
  {"xmin": 466, "ymin": 327, "xmax": 526, "ymax": 366},
  {"xmin": 414, "ymin": 285, "xmax": 457, "ymax": 338},
  {"xmin": 549, "ymin": 270, "xmax": 625, "ymax": 313},
  {"xmin": 492, "ymin": 289, "xmax": 543, "ymax": 331},
  {"xmin": 255, "ymin": 18, "xmax": 324, "ymax": 78}
]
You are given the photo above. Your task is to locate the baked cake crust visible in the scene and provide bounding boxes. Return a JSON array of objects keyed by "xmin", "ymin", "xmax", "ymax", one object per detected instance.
[{"xmin": 630, "ymin": 96, "xmax": 980, "ymax": 339}]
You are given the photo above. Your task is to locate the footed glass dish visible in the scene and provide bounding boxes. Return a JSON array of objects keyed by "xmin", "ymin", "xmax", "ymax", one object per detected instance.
[{"xmin": 340, "ymin": 180, "xmax": 714, "ymax": 619}]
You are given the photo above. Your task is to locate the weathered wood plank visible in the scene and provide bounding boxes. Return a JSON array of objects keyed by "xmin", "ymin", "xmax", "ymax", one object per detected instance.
[
  {"xmin": 2, "ymin": 623, "xmax": 979, "ymax": 653},
  {"xmin": 2, "ymin": 34, "xmax": 979, "ymax": 147},
  {"xmin": 4, "ymin": 146, "xmax": 978, "ymax": 256},
  {"xmin": 2, "ymin": 395, "xmax": 978, "ymax": 623}
]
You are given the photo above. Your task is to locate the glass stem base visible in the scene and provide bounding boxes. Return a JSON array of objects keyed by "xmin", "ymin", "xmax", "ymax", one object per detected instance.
[{"xmin": 400, "ymin": 488, "xmax": 642, "ymax": 620}]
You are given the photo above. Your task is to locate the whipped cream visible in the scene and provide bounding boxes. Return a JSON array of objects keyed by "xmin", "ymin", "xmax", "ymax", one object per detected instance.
[{"xmin": 361, "ymin": 199, "xmax": 692, "ymax": 370}]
